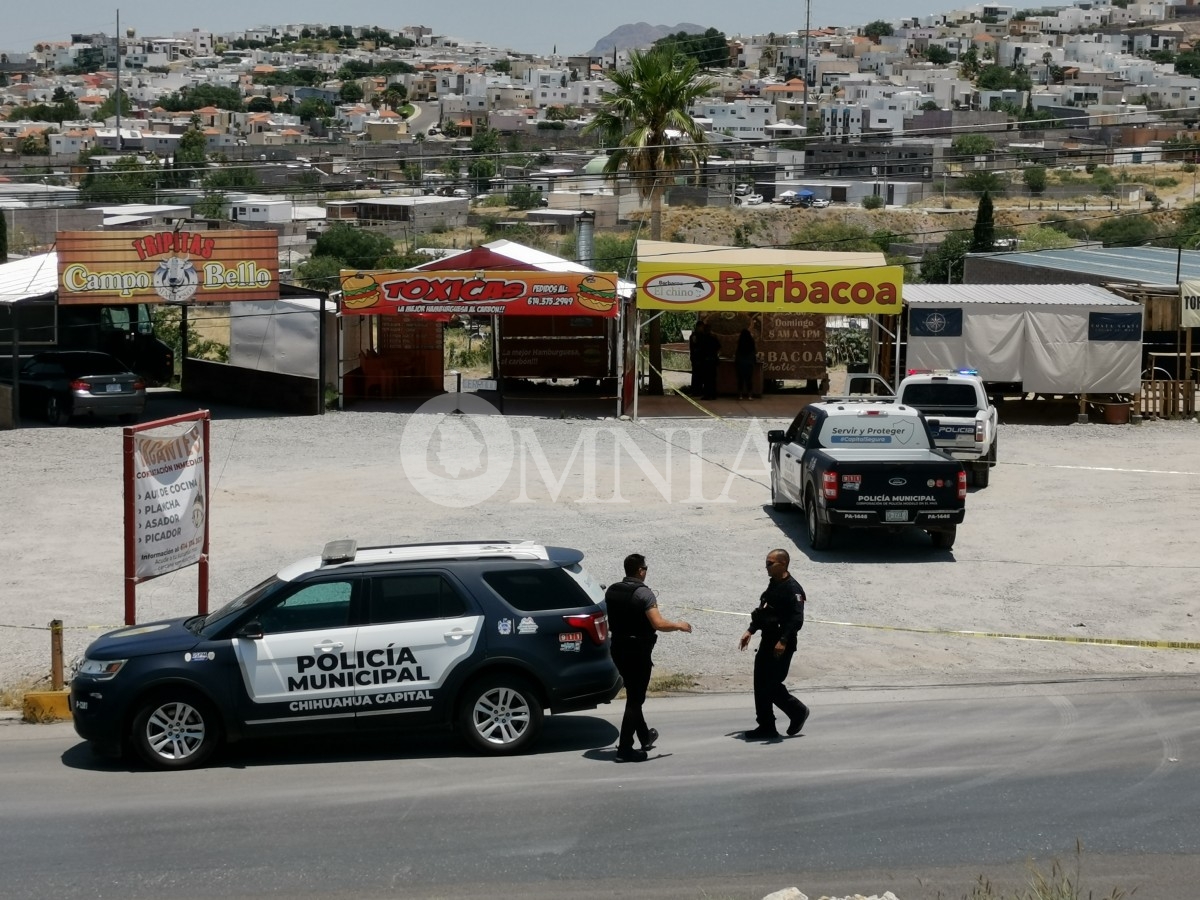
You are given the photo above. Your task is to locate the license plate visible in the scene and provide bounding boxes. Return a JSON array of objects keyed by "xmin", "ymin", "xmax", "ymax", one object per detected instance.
[
  {"xmin": 105, "ymin": 383, "xmax": 122, "ymax": 393},
  {"xmin": 885, "ymin": 509, "xmax": 908, "ymax": 522}
]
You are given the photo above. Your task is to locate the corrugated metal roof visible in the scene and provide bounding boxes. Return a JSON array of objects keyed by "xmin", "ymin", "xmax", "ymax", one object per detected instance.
[
  {"xmin": 0, "ymin": 252, "xmax": 58, "ymax": 305},
  {"xmin": 977, "ymin": 246, "xmax": 1200, "ymax": 284},
  {"xmin": 904, "ymin": 283, "xmax": 1140, "ymax": 307}
]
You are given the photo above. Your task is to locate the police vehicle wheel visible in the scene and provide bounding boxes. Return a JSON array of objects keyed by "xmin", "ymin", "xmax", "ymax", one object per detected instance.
[
  {"xmin": 458, "ymin": 674, "xmax": 543, "ymax": 755},
  {"xmin": 805, "ymin": 496, "xmax": 833, "ymax": 551},
  {"xmin": 770, "ymin": 470, "xmax": 792, "ymax": 510},
  {"xmin": 46, "ymin": 395, "xmax": 70, "ymax": 426},
  {"xmin": 973, "ymin": 460, "xmax": 990, "ymax": 488},
  {"xmin": 930, "ymin": 526, "xmax": 956, "ymax": 551},
  {"xmin": 131, "ymin": 692, "xmax": 220, "ymax": 769}
]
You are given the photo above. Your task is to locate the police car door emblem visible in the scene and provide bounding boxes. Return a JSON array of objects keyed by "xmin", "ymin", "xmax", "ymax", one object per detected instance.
[
  {"xmin": 517, "ymin": 617, "xmax": 538, "ymax": 634},
  {"xmin": 498, "ymin": 618, "xmax": 513, "ymax": 635}
]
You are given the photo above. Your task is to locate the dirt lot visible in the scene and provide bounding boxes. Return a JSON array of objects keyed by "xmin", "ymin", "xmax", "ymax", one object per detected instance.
[{"xmin": 1, "ymin": 396, "xmax": 1198, "ymax": 697}]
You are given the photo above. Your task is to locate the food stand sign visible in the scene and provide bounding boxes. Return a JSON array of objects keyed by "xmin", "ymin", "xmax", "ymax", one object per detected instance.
[
  {"xmin": 637, "ymin": 261, "xmax": 903, "ymax": 315},
  {"xmin": 339, "ymin": 270, "xmax": 621, "ymax": 318},
  {"xmin": 1181, "ymin": 279, "xmax": 1200, "ymax": 328},
  {"xmin": 56, "ymin": 230, "xmax": 280, "ymax": 304}
]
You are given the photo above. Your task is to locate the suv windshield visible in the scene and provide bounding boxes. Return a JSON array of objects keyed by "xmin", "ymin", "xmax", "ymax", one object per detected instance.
[{"xmin": 197, "ymin": 575, "xmax": 282, "ymax": 637}]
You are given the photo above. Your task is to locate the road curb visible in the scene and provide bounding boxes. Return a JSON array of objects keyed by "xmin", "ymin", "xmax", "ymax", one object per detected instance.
[{"xmin": 22, "ymin": 690, "xmax": 70, "ymax": 722}]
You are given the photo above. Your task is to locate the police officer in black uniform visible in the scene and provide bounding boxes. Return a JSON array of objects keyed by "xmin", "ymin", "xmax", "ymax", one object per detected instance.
[
  {"xmin": 605, "ymin": 553, "xmax": 692, "ymax": 762},
  {"xmin": 738, "ymin": 548, "xmax": 810, "ymax": 739}
]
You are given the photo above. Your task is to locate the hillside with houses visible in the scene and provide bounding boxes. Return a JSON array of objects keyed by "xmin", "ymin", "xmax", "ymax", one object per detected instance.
[{"xmin": 2, "ymin": 2, "xmax": 1200, "ymax": 267}]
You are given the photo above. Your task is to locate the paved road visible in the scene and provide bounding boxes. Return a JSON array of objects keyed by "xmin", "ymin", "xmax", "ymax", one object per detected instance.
[{"xmin": 3, "ymin": 678, "xmax": 1197, "ymax": 900}]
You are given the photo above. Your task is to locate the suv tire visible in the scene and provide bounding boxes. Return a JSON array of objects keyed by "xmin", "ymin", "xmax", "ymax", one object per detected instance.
[
  {"xmin": 458, "ymin": 674, "xmax": 543, "ymax": 755},
  {"xmin": 132, "ymin": 691, "xmax": 221, "ymax": 770},
  {"xmin": 805, "ymin": 496, "xmax": 834, "ymax": 551}
]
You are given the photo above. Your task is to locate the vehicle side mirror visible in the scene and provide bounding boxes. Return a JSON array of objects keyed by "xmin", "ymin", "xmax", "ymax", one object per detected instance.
[
  {"xmin": 235, "ymin": 621, "xmax": 264, "ymax": 640},
  {"xmin": 767, "ymin": 430, "xmax": 786, "ymax": 443}
]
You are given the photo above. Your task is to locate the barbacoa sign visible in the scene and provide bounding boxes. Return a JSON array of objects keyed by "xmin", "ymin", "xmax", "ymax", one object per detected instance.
[
  {"xmin": 56, "ymin": 230, "xmax": 280, "ymax": 304},
  {"xmin": 339, "ymin": 270, "xmax": 621, "ymax": 317},
  {"xmin": 637, "ymin": 261, "xmax": 904, "ymax": 314}
]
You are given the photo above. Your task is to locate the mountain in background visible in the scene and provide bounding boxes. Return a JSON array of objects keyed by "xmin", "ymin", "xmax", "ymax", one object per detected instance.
[{"xmin": 585, "ymin": 22, "xmax": 707, "ymax": 58}]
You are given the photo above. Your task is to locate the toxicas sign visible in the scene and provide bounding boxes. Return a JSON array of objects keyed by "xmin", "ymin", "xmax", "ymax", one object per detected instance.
[
  {"xmin": 638, "ymin": 261, "xmax": 904, "ymax": 314},
  {"xmin": 55, "ymin": 230, "xmax": 280, "ymax": 305}
]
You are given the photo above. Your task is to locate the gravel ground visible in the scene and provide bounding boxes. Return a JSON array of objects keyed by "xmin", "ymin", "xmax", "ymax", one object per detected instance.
[{"xmin": 2, "ymin": 394, "xmax": 1199, "ymax": 696}]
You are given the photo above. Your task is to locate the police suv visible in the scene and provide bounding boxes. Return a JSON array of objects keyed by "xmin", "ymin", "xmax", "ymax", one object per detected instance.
[{"xmin": 71, "ymin": 540, "xmax": 621, "ymax": 769}]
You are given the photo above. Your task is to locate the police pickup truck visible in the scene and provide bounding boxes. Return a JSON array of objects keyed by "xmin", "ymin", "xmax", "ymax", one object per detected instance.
[
  {"xmin": 768, "ymin": 399, "xmax": 967, "ymax": 550},
  {"xmin": 846, "ymin": 370, "xmax": 998, "ymax": 487}
]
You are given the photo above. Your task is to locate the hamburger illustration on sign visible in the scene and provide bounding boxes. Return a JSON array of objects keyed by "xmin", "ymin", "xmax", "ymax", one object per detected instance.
[
  {"xmin": 577, "ymin": 274, "xmax": 618, "ymax": 312},
  {"xmin": 342, "ymin": 274, "xmax": 383, "ymax": 310}
]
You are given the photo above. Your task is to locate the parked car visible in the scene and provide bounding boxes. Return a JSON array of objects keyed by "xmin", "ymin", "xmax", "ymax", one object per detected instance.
[
  {"xmin": 2, "ymin": 350, "xmax": 146, "ymax": 425},
  {"xmin": 739, "ymin": 193, "xmax": 764, "ymax": 206},
  {"xmin": 70, "ymin": 539, "xmax": 622, "ymax": 769},
  {"xmin": 811, "ymin": 198, "xmax": 831, "ymax": 208}
]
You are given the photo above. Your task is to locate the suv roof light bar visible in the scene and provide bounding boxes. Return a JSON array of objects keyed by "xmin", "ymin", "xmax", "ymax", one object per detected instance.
[{"xmin": 321, "ymin": 539, "xmax": 358, "ymax": 566}]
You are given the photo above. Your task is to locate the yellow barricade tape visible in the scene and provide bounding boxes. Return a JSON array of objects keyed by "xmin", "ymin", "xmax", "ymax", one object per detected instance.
[{"xmin": 685, "ymin": 606, "xmax": 1200, "ymax": 652}]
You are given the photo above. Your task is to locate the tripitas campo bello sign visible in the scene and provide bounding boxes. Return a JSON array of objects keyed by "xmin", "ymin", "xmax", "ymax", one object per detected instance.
[
  {"xmin": 56, "ymin": 230, "xmax": 280, "ymax": 304},
  {"xmin": 637, "ymin": 261, "xmax": 904, "ymax": 314}
]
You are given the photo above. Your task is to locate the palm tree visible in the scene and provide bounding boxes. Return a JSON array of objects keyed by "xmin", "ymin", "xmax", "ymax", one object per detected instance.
[{"xmin": 583, "ymin": 47, "xmax": 716, "ymax": 394}]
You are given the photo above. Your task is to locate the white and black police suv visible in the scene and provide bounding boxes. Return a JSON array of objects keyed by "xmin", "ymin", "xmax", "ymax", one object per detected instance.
[{"xmin": 71, "ymin": 540, "xmax": 621, "ymax": 769}]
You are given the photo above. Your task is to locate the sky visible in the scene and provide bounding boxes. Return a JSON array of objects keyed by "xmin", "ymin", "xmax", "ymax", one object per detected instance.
[{"xmin": 4, "ymin": 0, "xmax": 961, "ymax": 57}]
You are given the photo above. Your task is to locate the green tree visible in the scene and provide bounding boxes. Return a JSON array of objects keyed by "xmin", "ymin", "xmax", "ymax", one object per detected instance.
[
  {"xmin": 467, "ymin": 157, "xmax": 496, "ymax": 194},
  {"xmin": 93, "ymin": 89, "xmax": 133, "ymax": 121},
  {"xmin": 381, "ymin": 85, "xmax": 406, "ymax": 111},
  {"xmin": 157, "ymin": 83, "xmax": 244, "ymax": 112},
  {"xmin": 1023, "ymin": 164, "xmax": 1047, "ymax": 194},
  {"xmin": 194, "ymin": 192, "xmax": 227, "ymax": 219},
  {"xmin": 652, "ymin": 28, "xmax": 730, "ymax": 69},
  {"xmin": 296, "ymin": 97, "xmax": 334, "ymax": 121},
  {"xmin": 971, "ymin": 191, "xmax": 995, "ymax": 252},
  {"xmin": 312, "ymin": 222, "xmax": 396, "ymax": 269},
  {"xmin": 861, "ymin": 194, "xmax": 885, "ymax": 209},
  {"xmin": 339, "ymin": 81, "xmax": 364, "ymax": 103},
  {"xmin": 582, "ymin": 46, "xmax": 716, "ymax": 394},
  {"xmin": 470, "ymin": 128, "xmax": 501, "ymax": 154},
  {"xmin": 1017, "ymin": 224, "xmax": 1076, "ymax": 250},
  {"xmin": 863, "ymin": 20, "xmax": 895, "ymax": 43},
  {"xmin": 789, "ymin": 222, "xmax": 890, "ymax": 253},
  {"xmin": 919, "ymin": 230, "xmax": 971, "ymax": 283},
  {"xmin": 19, "ymin": 132, "xmax": 49, "ymax": 155},
  {"xmin": 79, "ymin": 155, "xmax": 162, "ymax": 203},
  {"xmin": 509, "ymin": 183, "xmax": 543, "ymax": 210},
  {"xmin": 295, "ymin": 255, "xmax": 344, "ymax": 291},
  {"xmin": 958, "ymin": 47, "xmax": 981, "ymax": 80},
  {"xmin": 1168, "ymin": 201, "xmax": 1200, "ymax": 248},
  {"xmin": 926, "ymin": 45, "xmax": 952, "ymax": 65},
  {"xmin": 951, "ymin": 133, "xmax": 994, "ymax": 156},
  {"xmin": 962, "ymin": 170, "xmax": 1007, "ymax": 195},
  {"xmin": 1092, "ymin": 215, "xmax": 1157, "ymax": 247},
  {"xmin": 246, "ymin": 96, "xmax": 275, "ymax": 112},
  {"xmin": 1091, "ymin": 166, "xmax": 1117, "ymax": 195}
]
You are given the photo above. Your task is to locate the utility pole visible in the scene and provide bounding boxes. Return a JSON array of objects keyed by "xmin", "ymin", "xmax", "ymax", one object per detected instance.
[
  {"xmin": 115, "ymin": 8, "xmax": 122, "ymax": 153},
  {"xmin": 801, "ymin": 0, "xmax": 812, "ymax": 132}
]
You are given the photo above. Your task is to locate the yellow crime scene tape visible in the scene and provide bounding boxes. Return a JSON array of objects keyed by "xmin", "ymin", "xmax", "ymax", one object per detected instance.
[{"xmin": 686, "ymin": 606, "xmax": 1200, "ymax": 652}]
